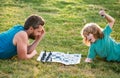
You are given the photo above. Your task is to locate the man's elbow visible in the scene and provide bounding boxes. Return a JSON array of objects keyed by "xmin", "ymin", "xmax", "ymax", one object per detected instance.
[
  {"xmin": 18, "ymin": 55, "xmax": 29, "ymax": 60},
  {"xmin": 112, "ymin": 18, "xmax": 115, "ymax": 24}
]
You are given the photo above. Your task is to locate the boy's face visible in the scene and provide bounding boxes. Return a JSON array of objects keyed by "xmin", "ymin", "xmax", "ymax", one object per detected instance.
[{"xmin": 86, "ymin": 33, "xmax": 96, "ymax": 43}]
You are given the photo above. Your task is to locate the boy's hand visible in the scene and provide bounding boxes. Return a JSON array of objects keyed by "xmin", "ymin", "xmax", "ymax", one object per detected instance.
[
  {"xmin": 99, "ymin": 9, "xmax": 106, "ymax": 17},
  {"xmin": 85, "ymin": 58, "xmax": 92, "ymax": 63}
]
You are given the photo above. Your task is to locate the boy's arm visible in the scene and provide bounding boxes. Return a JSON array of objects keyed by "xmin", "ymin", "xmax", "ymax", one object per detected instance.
[
  {"xmin": 99, "ymin": 10, "xmax": 115, "ymax": 28},
  {"xmin": 85, "ymin": 45, "xmax": 96, "ymax": 63}
]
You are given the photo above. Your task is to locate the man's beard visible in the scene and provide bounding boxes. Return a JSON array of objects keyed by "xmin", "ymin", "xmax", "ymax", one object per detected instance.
[{"xmin": 29, "ymin": 33, "xmax": 35, "ymax": 40}]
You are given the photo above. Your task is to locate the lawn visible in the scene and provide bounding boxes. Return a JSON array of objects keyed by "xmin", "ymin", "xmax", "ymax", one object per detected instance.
[{"xmin": 0, "ymin": 0, "xmax": 120, "ymax": 78}]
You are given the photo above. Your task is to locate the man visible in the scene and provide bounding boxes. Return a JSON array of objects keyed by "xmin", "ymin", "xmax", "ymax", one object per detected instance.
[{"xmin": 0, "ymin": 15, "xmax": 45, "ymax": 59}]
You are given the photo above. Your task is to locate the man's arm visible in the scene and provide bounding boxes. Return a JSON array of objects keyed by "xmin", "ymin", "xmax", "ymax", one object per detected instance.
[
  {"xmin": 27, "ymin": 28, "xmax": 45, "ymax": 54},
  {"xmin": 14, "ymin": 31, "xmax": 37, "ymax": 60}
]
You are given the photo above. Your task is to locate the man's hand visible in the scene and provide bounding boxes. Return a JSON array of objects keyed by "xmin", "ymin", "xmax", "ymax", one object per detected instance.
[
  {"xmin": 32, "ymin": 50, "xmax": 37, "ymax": 56},
  {"xmin": 35, "ymin": 28, "xmax": 45, "ymax": 41}
]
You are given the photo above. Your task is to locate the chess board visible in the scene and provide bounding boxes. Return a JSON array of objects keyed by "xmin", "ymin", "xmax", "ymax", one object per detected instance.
[{"xmin": 37, "ymin": 51, "xmax": 81, "ymax": 65}]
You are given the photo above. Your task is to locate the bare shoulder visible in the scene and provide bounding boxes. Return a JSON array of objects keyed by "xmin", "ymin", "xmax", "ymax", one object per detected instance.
[
  {"xmin": 13, "ymin": 31, "xmax": 28, "ymax": 46},
  {"xmin": 15, "ymin": 31, "xmax": 27, "ymax": 37}
]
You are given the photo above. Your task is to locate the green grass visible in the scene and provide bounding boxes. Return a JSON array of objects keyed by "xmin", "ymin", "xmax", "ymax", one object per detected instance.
[{"xmin": 0, "ymin": 0, "xmax": 120, "ymax": 78}]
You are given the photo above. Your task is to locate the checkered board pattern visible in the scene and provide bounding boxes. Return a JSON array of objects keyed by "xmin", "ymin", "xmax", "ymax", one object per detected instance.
[{"xmin": 37, "ymin": 51, "xmax": 81, "ymax": 65}]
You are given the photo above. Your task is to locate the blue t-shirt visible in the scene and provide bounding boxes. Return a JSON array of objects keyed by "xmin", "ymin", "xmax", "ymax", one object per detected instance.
[
  {"xmin": 0, "ymin": 25, "xmax": 24, "ymax": 59},
  {"xmin": 88, "ymin": 25, "xmax": 120, "ymax": 61}
]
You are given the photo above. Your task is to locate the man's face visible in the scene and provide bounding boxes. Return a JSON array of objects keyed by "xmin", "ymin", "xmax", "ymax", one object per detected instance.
[{"xmin": 29, "ymin": 25, "xmax": 43, "ymax": 40}]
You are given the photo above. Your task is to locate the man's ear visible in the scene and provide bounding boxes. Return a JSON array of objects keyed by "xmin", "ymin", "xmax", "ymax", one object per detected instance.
[
  {"xmin": 29, "ymin": 26, "xmax": 34, "ymax": 31},
  {"xmin": 27, "ymin": 26, "xmax": 34, "ymax": 33}
]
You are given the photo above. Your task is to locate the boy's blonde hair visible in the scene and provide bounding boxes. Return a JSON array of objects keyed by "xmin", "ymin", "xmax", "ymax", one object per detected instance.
[{"xmin": 81, "ymin": 23, "xmax": 104, "ymax": 46}]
